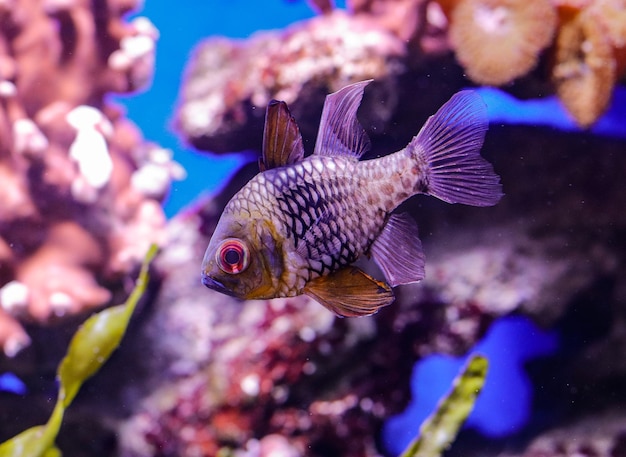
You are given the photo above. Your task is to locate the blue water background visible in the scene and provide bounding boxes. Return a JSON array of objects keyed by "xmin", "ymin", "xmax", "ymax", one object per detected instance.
[
  {"xmin": 114, "ymin": 0, "xmax": 331, "ymax": 216},
  {"xmin": 111, "ymin": 1, "xmax": 626, "ymax": 454},
  {"xmin": 0, "ymin": 373, "xmax": 26, "ymax": 395}
]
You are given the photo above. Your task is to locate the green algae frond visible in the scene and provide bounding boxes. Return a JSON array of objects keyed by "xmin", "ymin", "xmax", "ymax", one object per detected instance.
[
  {"xmin": 0, "ymin": 244, "xmax": 158, "ymax": 457},
  {"xmin": 400, "ymin": 354, "xmax": 488, "ymax": 457}
]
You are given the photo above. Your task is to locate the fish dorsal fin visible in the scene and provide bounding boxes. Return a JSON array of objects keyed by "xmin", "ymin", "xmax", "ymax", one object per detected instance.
[
  {"xmin": 313, "ymin": 80, "xmax": 372, "ymax": 160},
  {"xmin": 370, "ymin": 213, "xmax": 425, "ymax": 286},
  {"xmin": 260, "ymin": 100, "xmax": 305, "ymax": 171},
  {"xmin": 304, "ymin": 266, "xmax": 394, "ymax": 317}
]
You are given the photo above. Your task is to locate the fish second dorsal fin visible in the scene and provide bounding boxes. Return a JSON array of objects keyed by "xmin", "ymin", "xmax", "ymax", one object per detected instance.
[
  {"xmin": 370, "ymin": 213, "xmax": 425, "ymax": 287},
  {"xmin": 260, "ymin": 100, "xmax": 305, "ymax": 171},
  {"xmin": 313, "ymin": 80, "xmax": 372, "ymax": 160},
  {"xmin": 303, "ymin": 266, "xmax": 394, "ymax": 317}
]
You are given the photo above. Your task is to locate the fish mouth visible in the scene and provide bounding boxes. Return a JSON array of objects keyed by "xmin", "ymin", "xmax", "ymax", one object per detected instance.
[{"xmin": 201, "ymin": 275, "xmax": 237, "ymax": 297}]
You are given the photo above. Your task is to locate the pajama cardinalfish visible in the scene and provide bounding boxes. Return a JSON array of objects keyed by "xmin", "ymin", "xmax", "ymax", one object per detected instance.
[{"xmin": 201, "ymin": 80, "xmax": 502, "ymax": 317}]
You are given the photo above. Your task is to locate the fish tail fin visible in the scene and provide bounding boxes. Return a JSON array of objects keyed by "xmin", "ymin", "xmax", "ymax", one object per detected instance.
[{"xmin": 406, "ymin": 91, "xmax": 503, "ymax": 206}]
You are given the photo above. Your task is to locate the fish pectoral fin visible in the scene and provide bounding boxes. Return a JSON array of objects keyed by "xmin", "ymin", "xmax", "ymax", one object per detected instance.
[
  {"xmin": 303, "ymin": 267, "xmax": 394, "ymax": 317},
  {"xmin": 370, "ymin": 213, "xmax": 425, "ymax": 287},
  {"xmin": 313, "ymin": 80, "xmax": 372, "ymax": 160},
  {"xmin": 260, "ymin": 100, "xmax": 305, "ymax": 171}
]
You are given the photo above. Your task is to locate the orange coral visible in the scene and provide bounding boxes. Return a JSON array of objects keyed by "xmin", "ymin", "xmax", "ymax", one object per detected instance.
[
  {"xmin": 447, "ymin": 0, "xmax": 557, "ymax": 86},
  {"xmin": 588, "ymin": 0, "xmax": 626, "ymax": 76},
  {"xmin": 552, "ymin": 6, "xmax": 616, "ymax": 127},
  {"xmin": 14, "ymin": 222, "xmax": 111, "ymax": 321}
]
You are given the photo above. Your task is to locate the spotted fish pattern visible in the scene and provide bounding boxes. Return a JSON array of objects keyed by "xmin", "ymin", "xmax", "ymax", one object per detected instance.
[
  {"xmin": 227, "ymin": 156, "xmax": 377, "ymax": 292},
  {"xmin": 201, "ymin": 80, "xmax": 502, "ymax": 317}
]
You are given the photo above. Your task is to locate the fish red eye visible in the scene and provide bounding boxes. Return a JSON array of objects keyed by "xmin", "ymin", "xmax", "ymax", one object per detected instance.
[{"xmin": 216, "ymin": 239, "xmax": 249, "ymax": 274}]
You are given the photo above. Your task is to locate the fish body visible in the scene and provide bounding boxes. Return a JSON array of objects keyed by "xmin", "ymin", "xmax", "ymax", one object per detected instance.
[{"xmin": 202, "ymin": 81, "xmax": 502, "ymax": 317}]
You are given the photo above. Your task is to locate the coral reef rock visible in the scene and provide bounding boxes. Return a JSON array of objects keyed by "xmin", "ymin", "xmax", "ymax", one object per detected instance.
[
  {"xmin": 117, "ymin": 208, "xmax": 418, "ymax": 457},
  {"xmin": 175, "ymin": 10, "xmax": 407, "ymax": 153},
  {"xmin": 177, "ymin": 0, "xmax": 626, "ymax": 154},
  {"xmin": 0, "ymin": 0, "xmax": 184, "ymax": 357}
]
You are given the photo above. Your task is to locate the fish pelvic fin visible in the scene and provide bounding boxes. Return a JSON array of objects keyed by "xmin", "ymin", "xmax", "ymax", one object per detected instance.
[
  {"xmin": 303, "ymin": 267, "xmax": 394, "ymax": 317},
  {"xmin": 407, "ymin": 91, "xmax": 503, "ymax": 207},
  {"xmin": 370, "ymin": 213, "xmax": 425, "ymax": 287}
]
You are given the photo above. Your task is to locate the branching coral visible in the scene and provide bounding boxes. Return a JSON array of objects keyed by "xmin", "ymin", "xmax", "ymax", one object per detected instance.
[{"xmin": 0, "ymin": 0, "xmax": 183, "ymax": 357}]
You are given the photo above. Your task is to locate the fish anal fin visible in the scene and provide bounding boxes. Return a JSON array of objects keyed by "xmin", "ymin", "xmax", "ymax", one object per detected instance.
[
  {"xmin": 313, "ymin": 80, "xmax": 372, "ymax": 160},
  {"xmin": 370, "ymin": 213, "xmax": 425, "ymax": 287},
  {"xmin": 260, "ymin": 100, "xmax": 305, "ymax": 171},
  {"xmin": 304, "ymin": 267, "xmax": 394, "ymax": 317}
]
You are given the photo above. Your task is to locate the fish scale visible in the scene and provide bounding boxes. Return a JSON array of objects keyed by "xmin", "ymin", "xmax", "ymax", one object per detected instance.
[
  {"xmin": 296, "ymin": 162, "xmax": 374, "ymax": 263},
  {"xmin": 229, "ymin": 155, "xmax": 386, "ymax": 286},
  {"xmin": 224, "ymin": 150, "xmax": 421, "ymax": 293}
]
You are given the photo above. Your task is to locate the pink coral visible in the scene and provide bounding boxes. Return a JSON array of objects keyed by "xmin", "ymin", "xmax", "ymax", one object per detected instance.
[
  {"xmin": 0, "ymin": 0, "xmax": 182, "ymax": 357},
  {"xmin": 14, "ymin": 222, "xmax": 111, "ymax": 321},
  {"xmin": 176, "ymin": 10, "xmax": 406, "ymax": 152}
]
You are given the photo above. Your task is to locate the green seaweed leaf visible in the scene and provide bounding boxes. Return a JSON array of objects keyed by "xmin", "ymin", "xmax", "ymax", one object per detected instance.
[
  {"xmin": 400, "ymin": 354, "xmax": 488, "ymax": 457},
  {"xmin": 0, "ymin": 244, "xmax": 158, "ymax": 457}
]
